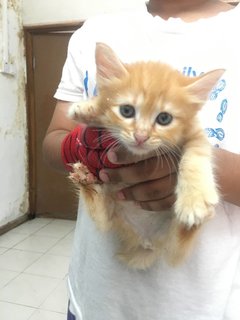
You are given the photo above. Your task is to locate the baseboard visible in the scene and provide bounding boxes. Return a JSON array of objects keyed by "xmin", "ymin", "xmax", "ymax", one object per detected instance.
[{"xmin": 0, "ymin": 213, "xmax": 32, "ymax": 236}]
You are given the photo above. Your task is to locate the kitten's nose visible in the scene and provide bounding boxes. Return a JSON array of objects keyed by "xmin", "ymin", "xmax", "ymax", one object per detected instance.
[{"xmin": 134, "ymin": 132, "xmax": 149, "ymax": 145}]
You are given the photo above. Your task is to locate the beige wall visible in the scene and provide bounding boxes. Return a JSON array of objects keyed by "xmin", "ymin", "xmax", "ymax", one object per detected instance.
[{"xmin": 22, "ymin": 0, "xmax": 145, "ymax": 25}]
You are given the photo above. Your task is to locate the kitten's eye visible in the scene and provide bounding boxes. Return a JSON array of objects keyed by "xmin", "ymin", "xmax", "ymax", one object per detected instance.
[
  {"xmin": 156, "ymin": 112, "xmax": 173, "ymax": 126},
  {"xmin": 119, "ymin": 104, "xmax": 135, "ymax": 118}
]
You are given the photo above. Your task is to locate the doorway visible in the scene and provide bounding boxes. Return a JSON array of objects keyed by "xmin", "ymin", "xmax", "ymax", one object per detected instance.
[{"xmin": 25, "ymin": 23, "xmax": 82, "ymax": 220}]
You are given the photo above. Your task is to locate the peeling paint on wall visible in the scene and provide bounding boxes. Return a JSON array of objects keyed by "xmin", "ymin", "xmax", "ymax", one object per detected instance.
[
  {"xmin": 0, "ymin": 1, "xmax": 4, "ymax": 71},
  {"xmin": 0, "ymin": 0, "xmax": 29, "ymax": 228},
  {"xmin": 9, "ymin": 0, "xmax": 21, "ymax": 12}
]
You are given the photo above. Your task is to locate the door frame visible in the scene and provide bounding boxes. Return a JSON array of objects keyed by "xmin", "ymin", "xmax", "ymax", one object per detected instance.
[{"xmin": 24, "ymin": 22, "xmax": 83, "ymax": 217}]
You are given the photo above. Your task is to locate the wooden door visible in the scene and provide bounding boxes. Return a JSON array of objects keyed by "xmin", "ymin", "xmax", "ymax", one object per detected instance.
[{"xmin": 25, "ymin": 25, "xmax": 82, "ymax": 220}]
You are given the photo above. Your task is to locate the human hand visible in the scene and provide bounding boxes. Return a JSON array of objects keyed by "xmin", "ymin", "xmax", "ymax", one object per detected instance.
[
  {"xmin": 61, "ymin": 125, "xmax": 121, "ymax": 175},
  {"xmin": 99, "ymin": 147, "xmax": 179, "ymax": 211}
]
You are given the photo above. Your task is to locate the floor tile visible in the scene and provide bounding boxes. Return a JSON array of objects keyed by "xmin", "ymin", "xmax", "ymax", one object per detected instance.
[
  {"xmin": 0, "ymin": 247, "xmax": 8, "ymax": 254},
  {"xmin": 47, "ymin": 235, "xmax": 74, "ymax": 257},
  {"xmin": 0, "ymin": 301, "xmax": 35, "ymax": 320},
  {"xmin": 25, "ymin": 253, "xmax": 70, "ymax": 278},
  {"xmin": 0, "ymin": 218, "xmax": 72, "ymax": 318},
  {"xmin": 0, "ymin": 249, "xmax": 42, "ymax": 272},
  {"xmin": 29, "ymin": 309, "xmax": 66, "ymax": 320},
  {"xmin": 64, "ymin": 231, "xmax": 75, "ymax": 241},
  {"xmin": 50, "ymin": 219, "xmax": 76, "ymax": 228},
  {"xmin": 0, "ymin": 269, "xmax": 19, "ymax": 289},
  {"xmin": 14, "ymin": 234, "xmax": 59, "ymax": 253},
  {"xmin": 41, "ymin": 279, "xmax": 69, "ymax": 313},
  {"xmin": 0, "ymin": 231, "xmax": 28, "ymax": 248},
  {"xmin": 34, "ymin": 218, "xmax": 55, "ymax": 224},
  {"xmin": 34, "ymin": 220, "xmax": 75, "ymax": 239},
  {"xmin": 0, "ymin": 273, "xmax": 60, "ymax": 307},
  {"xmin": 11, "ymin": 218, "xmax": 54, "ymax": 235}
]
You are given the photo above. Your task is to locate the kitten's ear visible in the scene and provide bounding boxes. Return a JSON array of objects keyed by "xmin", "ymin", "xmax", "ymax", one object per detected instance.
[
  {"xmin": 186, "ymin": 69, "xmax": 225, "ymax": 104},
  {"xmin": 95, "ymin": 42, "xmax": 128, "ymax": 85}
]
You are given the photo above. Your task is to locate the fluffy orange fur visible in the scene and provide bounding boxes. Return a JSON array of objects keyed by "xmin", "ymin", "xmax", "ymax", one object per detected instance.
[{"xmin": 68, "ymin": 43, "xmax": 224, "ymax": 269}]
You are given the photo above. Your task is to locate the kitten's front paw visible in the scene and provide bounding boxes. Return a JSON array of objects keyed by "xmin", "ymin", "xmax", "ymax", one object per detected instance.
[
  {"xmin": 68, "ymin": 102, "xmax": 81, "ymax": 120},
  {"xmin": 174, "ymin": 193, "xmax": 218, "ymax": 228},
  {"xmin": 69, "ymin": 162, "xmax": 98, "ymax": 185},
  {"xmin": 68, "ymin": 101, "xmax": 97, "ymax": 122}
]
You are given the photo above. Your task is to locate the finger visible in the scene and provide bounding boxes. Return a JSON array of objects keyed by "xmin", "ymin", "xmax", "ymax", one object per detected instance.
[
  {"xmin": 137, "ymin": 194, "xmax": 176, "ymax": 212},
  {"xmin": 100, "ymin": 155, "xmax": 178, "ymax": 184},
  {"xmin": 119, "ymin": 173, "xmax": 177, "ymax": 201},
  {"xmin": 107, "ymin": 145, "xmax": 156, "ymax": 165}
]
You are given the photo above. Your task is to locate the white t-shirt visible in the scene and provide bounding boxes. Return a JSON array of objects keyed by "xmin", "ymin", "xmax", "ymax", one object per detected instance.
[{"xmin": 55, "ymin": 4, "xmax": 240, "ymax": 320}]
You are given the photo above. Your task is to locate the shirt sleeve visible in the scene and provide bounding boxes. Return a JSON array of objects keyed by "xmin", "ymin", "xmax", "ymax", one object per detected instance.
[{"xmin": 54, "ymin": 20, "xmax": 96, "ymax": 102}]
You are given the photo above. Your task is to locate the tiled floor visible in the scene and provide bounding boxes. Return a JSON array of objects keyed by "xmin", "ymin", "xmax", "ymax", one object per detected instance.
[{"xmin": 0, "ymin": 218, "xmax": 76, "ymax": 320}]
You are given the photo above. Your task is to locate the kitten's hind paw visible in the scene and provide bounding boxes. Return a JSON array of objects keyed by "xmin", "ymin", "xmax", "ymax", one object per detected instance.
[{"xmin": 174, "ymin": 200, "xmax": 216, "ymax": 228}]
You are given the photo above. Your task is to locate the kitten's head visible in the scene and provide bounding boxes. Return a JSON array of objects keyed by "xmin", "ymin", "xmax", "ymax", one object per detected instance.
[{"xmin": 93, "ymin": 42, "xmax": 225, "ymax": 155}]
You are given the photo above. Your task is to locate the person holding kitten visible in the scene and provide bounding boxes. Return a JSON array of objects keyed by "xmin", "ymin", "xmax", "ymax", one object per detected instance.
[{"xmin": 43, "ymin": 0, "xmax": 240, "ymax": 319}]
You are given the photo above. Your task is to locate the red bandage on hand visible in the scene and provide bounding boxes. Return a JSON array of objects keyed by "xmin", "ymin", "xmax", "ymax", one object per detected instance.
[{"xmin": 61, "ymin": 125, "xmax": 121, "ymax": 178}]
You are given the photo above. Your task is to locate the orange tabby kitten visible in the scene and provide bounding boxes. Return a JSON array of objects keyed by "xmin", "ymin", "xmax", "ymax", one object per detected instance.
[{"xmin": 68, "ymin": 42, "xmax": 224, "ymax": 269}]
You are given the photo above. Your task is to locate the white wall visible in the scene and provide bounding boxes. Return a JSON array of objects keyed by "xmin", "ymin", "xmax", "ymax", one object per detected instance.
[
  {"xmin": 22, "ymin": 0, "xmax": 145, "ymax": 25},
  {"xmin": 22, "ymin": 0, "xmax": 239, "ymax": 26},
  {"xmin": 0, "ymin": 0, "xmax": 28, "ymax": 227}
]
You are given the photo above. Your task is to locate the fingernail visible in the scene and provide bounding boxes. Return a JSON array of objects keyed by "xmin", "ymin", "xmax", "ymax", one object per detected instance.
[
  {"xmin": 99, "ymin": 171, "xmax": 110, "ymax": 182},
  {"xmin": 117, "ymin": 191, "xmax": 126, "ymax": 200},
  {"xmin": 108, "ymin": 150, "xmax": 118, "ymax": 164}
]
